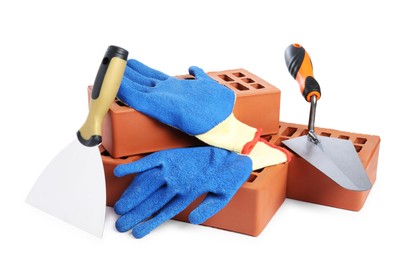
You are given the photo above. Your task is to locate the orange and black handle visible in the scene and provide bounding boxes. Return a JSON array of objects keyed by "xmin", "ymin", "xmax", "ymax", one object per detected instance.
[
  {"xmin": 284, "ymin": 43, "xmax": 321, "ymax": 102},
  {"xmin": 77, "ymin": 45, "xmax": 128, "ymax": 147}
]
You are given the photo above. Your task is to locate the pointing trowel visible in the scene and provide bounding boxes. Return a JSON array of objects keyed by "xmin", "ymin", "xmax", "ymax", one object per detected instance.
[
  {"xmin": 26, "ymin": 45, "xmax": 128, "ymax": 237},
  {"xmin": 282, "ymin": 43, "xmax": 372, "ymax": 191}
]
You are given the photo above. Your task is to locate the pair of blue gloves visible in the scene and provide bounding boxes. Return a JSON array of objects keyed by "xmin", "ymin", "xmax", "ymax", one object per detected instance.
[{"xmin": 114, "ymin": 60, "xmax": 288, "ymax": 238}]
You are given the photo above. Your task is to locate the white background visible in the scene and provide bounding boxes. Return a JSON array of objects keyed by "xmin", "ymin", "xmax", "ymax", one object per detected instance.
[{"xmin": 1, "ymin": 0, "xmax": 413, "ymax": 259}]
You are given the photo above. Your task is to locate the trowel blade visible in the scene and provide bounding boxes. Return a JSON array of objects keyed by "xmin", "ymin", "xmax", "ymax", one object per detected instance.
[
  {"xmin": 26, "ymin": 139, "xmax": 106, "ymax": 237},
  {"xmin": 283, "ymin": 135, "xmax": 372, "ymax": 191}
]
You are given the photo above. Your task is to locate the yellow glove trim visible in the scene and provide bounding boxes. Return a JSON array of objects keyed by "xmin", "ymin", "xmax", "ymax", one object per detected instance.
[
  {"xmin": 248, "ymin": 140, "xmax": 288, "ymax": 171},
  {"xmin": 195, "ymin": 113, "xmax": 257, "ymax": 153}
]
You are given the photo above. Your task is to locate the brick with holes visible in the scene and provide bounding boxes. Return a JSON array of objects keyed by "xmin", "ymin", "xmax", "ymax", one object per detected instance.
[{"xmin": 272, "ymin": 122, "xmax": 381, "ymax": 211}]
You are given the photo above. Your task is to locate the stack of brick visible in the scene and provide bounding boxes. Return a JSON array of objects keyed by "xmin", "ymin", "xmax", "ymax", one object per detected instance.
[{"xmin": 94, "ymin": 68, "xmax": 380, "ymax": 236}]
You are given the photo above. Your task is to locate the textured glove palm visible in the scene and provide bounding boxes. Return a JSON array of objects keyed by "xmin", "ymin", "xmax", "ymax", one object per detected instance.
[
  {"xmin": 118, "ymin": 59, "xmax": 235, "ymax": 135},
  {"xmin": 114, "ymin": 146, "xmax": 252, "ymax": 238}
]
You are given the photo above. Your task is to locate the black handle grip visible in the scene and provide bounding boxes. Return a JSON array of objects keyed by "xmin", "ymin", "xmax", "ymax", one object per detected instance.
[
  {"xmin": 284, "ymin": 43, "xmax": 321, "ymax": 102},
  {"xmin": 91, "ymin": 45, "xmax": 129, "ymax": 100},
  {"xmin": 285, "ymin": 43, "xmax": 306, "ymax": 79}
]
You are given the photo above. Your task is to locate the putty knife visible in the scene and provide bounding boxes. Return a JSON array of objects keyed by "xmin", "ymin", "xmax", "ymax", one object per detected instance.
[
  {"xmin": 26, "ymin": 45, "xmax": 128, "ymax": 237},
  {"xmin": 282, "ymin": 43, "xmax": 372, "ymax": 191}
]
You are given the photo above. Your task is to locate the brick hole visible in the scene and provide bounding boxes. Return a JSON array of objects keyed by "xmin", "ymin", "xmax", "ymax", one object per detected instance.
[
  {"xmin": 338, "ymin": 135, "xmax": 350, "ymax": 140},
  {"xmin": 261, "ymin": 135, "xmax": 272, "ymax": 142},
  {"xmin": 230, "ymin": 82, "xmax": 249, "ymax": 91},
  {"xmin": 119, "ymin": 156, "xmax": 129, "ymax": 160},
  {"xmin": 254, "ymin": 168, "xmax": 265, "ymax": 173},
  {"xmin": 247, "ymin": 174, "xmax": 257, "ymax": 182},
  {"xmin": 274, "ymin": 137, "xmax": 288, "ymax": 146},
  {"xmin": 232, "ymin": 72, "xmax": 245, "ymax": 77},
  {"xmin": 218, "ymin": 74, "xmax": 234, "ymax": 82},
  {"xmin": 300, "ymin": 129, "xmax": 308, "ymax": 136},
  {"xmin": 183, "ymin": 76, "xmax": 195, "ymax": 80},
  {"xmin": 100, "ymin": 150, "xmax": 111, "ymax": 157},
  {"xmin": 354, "ymin": 145, "xmax": 363, "ymax": 153},
  {"xmin": 281, "ymin": 127, "xmax": 298, "ymax": 137},
  {"xmin": 251, "ymin": 83, "xmax": 265, "ymax": 89},
  {"xmin": 320, "ymin": 132, "xmax": 331, "ymax": 137},
  {"xmin": 115, "ymin": 99, "xmax": 127, "ymax": 107},
  {"xmin": 241, "ymin": 78, "xmax": 254, "ymax": 83},
  {"xmin": 355, "ymin": 137, "xmax": 367, "ymax": 144}
]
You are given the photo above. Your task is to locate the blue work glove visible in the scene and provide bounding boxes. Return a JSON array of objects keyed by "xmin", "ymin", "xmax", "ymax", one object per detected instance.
[
  {"xmin": 113, "ymin": 146, "xmax": 252, "ymax": 238},
  {"xmin": 117, "ymin": 59, "xmax": 258, "ymax": 154}
]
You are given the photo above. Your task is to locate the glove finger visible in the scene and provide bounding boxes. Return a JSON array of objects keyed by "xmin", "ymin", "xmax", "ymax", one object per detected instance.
[
  {"xmin": 124, "ymin": 65, "xmax": 157, "ymax": 88},
  {"xmin": 114, "ymin": 153, "xmax": 160, "ymax": 177},
  {"xmin": 119, "ymin": 76, "xmax": 152, "ymax": 97},
  {"xmin": 132, "ymin": 193, "xmax": 199, "ymax": 238},
  {"xmin": 114, "ymin": 169, "xmax": 165, "ymax": 215},
  {"xmin": 117, "ymin": 77, "xmax": 151, "ymax": 112},
  {"xmin": 187, "ymin": 153, "xmax": 251, "ymax": 224},
  {"xmin": 188, "ymin": 193, "xmax": 233, "ymax": 225},
  {"xmin": 188, "ymin": 66, "xmax": 212, "ymax": 80},
  {"xmin": 115, "ymin": 186, "xmax": 176, "ymax": 232},
  {"xmin": 127, "ymin": 59, "xmax": 169, "ymax": 81}
]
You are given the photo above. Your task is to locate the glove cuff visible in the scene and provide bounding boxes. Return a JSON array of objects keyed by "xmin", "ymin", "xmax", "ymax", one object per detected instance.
[
  {"xmin": 247, "ymin": 138, "xmax": 291, "ymax": 171},
  {"xmin": 195, "ymin": 113, "xmax": 258, "ymax": 153}
]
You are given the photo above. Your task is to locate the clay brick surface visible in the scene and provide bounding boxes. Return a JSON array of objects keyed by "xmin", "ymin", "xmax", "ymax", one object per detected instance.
[
  {"xmin": 100, "ymin": 97, "xmax": 203, "ymax": 159},
  {"xmin": 207, "ymin": 69, "xmax": 280, "ymax": 135},
  {"xmin": 100, "ymin": 146, "xmax": 288, "ymax": 236},
  {"xmin": 174, "ymin": 163, "xmax": 287, "ymax": 236},
  {"xmin": 271, "ymin": 122, "xmax": 380, "ymax": 211},
  {"xmin": 92, "ymin": 68, "xmax": 280, "ymax": 158}
]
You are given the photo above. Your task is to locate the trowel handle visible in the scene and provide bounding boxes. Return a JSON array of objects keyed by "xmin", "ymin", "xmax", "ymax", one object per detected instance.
[
  {"xmin": 77, "ymin": 45, "xmax": 129, "ymax": 147},
  {"xmin": 285, "ymin": 43, "xmax": 321, "ymax": 102}
]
